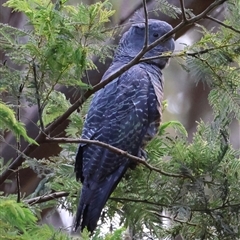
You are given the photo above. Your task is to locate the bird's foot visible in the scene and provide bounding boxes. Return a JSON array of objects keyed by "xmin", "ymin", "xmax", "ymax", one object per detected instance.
[
  {"xmin": 129, "ymin": 149, "xmax": 148, "ymax": 170},
  {"xmin": 138, "ymin": 148, "xmax": 148, "ymax": 160}
]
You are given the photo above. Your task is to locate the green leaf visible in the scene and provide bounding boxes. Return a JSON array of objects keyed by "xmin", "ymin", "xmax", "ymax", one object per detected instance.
[
  {"xmin": 159, "ymin": 120, "xmax": 188, "ymax": 137},
  {"xmin": 0, "ymin": 102, "xmax": 38, "ymax": 145}
]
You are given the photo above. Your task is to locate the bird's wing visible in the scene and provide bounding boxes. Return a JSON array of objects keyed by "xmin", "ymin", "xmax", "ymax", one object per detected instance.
[
  {"xmin": 74, "ymin": 63, "xmax": 161, "ymax": 232},
  {"xmin": 75, "ymin": 64, "xmax": 160, "ymax": 183}
]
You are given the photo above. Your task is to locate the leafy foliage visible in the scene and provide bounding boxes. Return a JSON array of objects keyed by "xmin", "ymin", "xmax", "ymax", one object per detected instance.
[
  {"xmin": 154, "ymin": 0, "xmax": 183, "ymax": 19},
  {"xmin": 0, "ymin": 196, "xmax": 73, "ymax": 240},
  {"xmin": 0, "ymin": 0, "xmax": 115, "ymax": 125},
  {"xmin": 0, "ymin": 101, "xmax": 37, "ymax": 144}
]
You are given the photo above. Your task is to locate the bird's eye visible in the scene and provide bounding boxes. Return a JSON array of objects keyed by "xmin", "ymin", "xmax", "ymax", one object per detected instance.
[{"xmin": 153, "ymin": 33, "xmax": 159, "ymax": 38}]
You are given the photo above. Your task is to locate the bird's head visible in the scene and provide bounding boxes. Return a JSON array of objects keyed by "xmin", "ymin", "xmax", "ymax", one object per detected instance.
[{"xmin": 115, "ymin": 18, "xmax": 175, "ymax": 69}]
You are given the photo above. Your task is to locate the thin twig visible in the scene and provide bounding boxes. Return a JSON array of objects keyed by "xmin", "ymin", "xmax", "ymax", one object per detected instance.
[
  {"xmin": 24, "ymin": 191, "xmax": 69, "ymax": 205},
  {"xmin": 139, "ymin": 41, "xmax": 240, "ymax": 62},
  {"xmin": 110, "ymin": 196, "xmax": 170, "ymax": 207},
  {"xmin": 24, "ymin": 190, "xmax": 240, "ymax": 216},
  {"xmin": 110, "ymin": 196, "xmax": 240, "ymax": 213},
  {"xmin": 16, "ymin": 149, "xmax": 20, "ymax": 202},
  {"xmin": 0, "ymin": 0, "xmax": 227, "ymax": 186},
  {"xmin": 33, "ymin": 62, "xmax": 44, "ymax": 131},
  {"xmin": 44, "ymin": 137, "xmax": 189, "ymax": 179},
  {"xmin": 145, "ymin": 0, "xmax": 228, "ymax": 53},
  {"xmin": 143, "ymin": 0, "xmax": 149, "ymax": 49},
  {"xmin": 40, "ymin": 65, "xmax": 68, "ymax": 115},
  {"xmin": 206, "ymin": 15, "xmax": 240, "ymax": 34},
  {"xmin": 180, "ymin": 0, "xmax": 187, "ymax": 22},
  {"xmin": 16, "ymin": 84, "xmax": 24, "ymax": 203}
]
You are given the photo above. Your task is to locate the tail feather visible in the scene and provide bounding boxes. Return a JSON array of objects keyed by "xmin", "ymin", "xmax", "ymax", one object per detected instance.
[{"xmin": 74, "ymin": 163, "xmax": 129, "ymax": 233}]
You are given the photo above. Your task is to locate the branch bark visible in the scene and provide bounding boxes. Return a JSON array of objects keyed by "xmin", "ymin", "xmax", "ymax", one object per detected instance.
[
  {"xmin": 24, "ymin": 191, "xmax": 69, "ymax": 205},
  {"xmin": 44, "ymin": 137, "xmax": 185, "ymax": 178},
  {"xmin": 206, "ymin": 15, "xmax": 240, "ymax": 34},
  {"xmin": 24, "ymin": 191, "xmax": 240, "ymax": 223}
]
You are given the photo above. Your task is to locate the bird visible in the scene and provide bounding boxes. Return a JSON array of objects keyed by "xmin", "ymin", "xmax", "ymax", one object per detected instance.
[{"xmin": 74, "ymin": 17, "xmax": 175, "ymax": 233}]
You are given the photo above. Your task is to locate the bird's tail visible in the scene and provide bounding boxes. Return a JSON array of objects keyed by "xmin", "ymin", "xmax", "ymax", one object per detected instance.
[{"xmin": 74, "ymin": 163, "xmax": 129, "ymax": 233}]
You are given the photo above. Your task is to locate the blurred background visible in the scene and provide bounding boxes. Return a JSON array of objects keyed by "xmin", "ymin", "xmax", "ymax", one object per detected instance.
[{"xmin": 0, "ymin": 0, "xmax": 239, "ymax": 234}]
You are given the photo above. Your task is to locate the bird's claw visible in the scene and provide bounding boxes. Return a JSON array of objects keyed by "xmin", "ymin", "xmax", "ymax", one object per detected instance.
[{"xmin": 138, "ymin": 148, "xmax": 148, "ymax": 160}]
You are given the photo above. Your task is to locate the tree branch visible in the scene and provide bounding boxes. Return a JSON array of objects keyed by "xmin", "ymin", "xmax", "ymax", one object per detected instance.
[
  {"xmin": 109, "ymin": 196, "xmax": 169, "ymax": 207},
  {"xmin": 179, "ymin": 0, "xmax": 187, "ymax": 22},
  {"xmin": 24, "ymin": 191, "xmax": 69, "ymax": 205},
  {"xmin": 16, "ymin": 84, "xmax": 24, "ymax": 203},
  {"xmin": 33, "ymin": 62, "xmax": 44, "ymax": 131},
  {"xmin": 143, "ymin": 0, "xmax": 149, "ymax": 49},
  {"xmin": 206, "ymin": 15, "xmax": 240, "ymax": 34},
  {"xmin": 142, "ymin": 0, "xmax": 228, "ymax": 54},
  {"xmin": 44, "ymin": 137, "xmax": 185, "ymax": 178},
  {"xmin": 24, "ymin": 190, "xmax": 240, "ymax": 215},
  {"xmin": 140, "ymin": 42, "xmax": 239, "ymax": 62},
  {"xmin": 0, "ymin": 0, "xmax": 227, "ymax": 186},
  {"xmin": 110, "ymin": 196, "xmax": 240, "ymax": 214}
]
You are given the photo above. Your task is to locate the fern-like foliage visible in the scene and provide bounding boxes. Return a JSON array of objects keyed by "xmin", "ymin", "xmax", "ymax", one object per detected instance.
[
  {"xmin": 183, "ymin": 18, "xmax": 240, "ymax": 123},
  {"xmin": 154, "ymin": 0, "xmax": 185, "ymax": 19},
  {"xmin": 0, "ymin": 0, "xmax": 115, "ymax": 123},
  {"xmin": 0, "ymin": 101, "xmax": 37, "ymax": 144},
  {"xmin": 0, "ymin": 196, "xmax": 73, "ymax": 240}
]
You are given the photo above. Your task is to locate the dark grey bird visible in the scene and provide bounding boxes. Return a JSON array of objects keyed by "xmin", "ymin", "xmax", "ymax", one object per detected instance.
[{"xmin": 74, "ymin": 18, "xmax": 175, "ymax": 233}]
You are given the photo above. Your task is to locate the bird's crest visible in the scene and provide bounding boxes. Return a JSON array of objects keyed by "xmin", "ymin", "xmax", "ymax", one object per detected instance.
[{"xmin": 130, "ymin": 11, "xmax": 145, "ymax": 28}]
